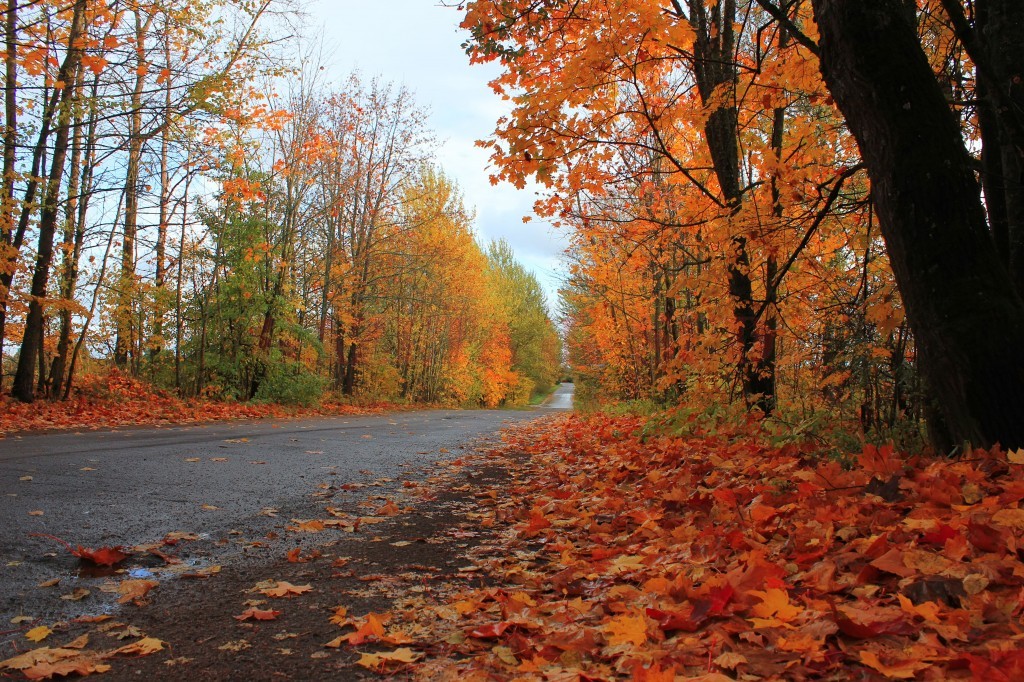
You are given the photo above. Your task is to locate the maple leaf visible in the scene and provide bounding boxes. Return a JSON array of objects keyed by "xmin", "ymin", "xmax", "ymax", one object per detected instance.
[
  {"xmin": 749, "ymin": 588, "xmax": 802, "ymax": 623},
  {"xmin": 107, "ymin": 637, "xmax": 165, "ymax": 657},
  {"xmin": 116, "ymin": 579, "xmax": 158, "ymax": 605},
  {"xmin": 467, "ymin": 621, "xmax": 511, "ymax": 639},
  {"xmin": 327, "ymin": 613, "xmax": 389, "ymax": 646},
  {"xmin": 0, "ymin": 647, "xmax": 111, "ymax": 680},
  {"xmin": 603, "ymin": 614, "xmax": 648, "ymax": 646},
  {"xmin": 858, "ymin": 650, "xmax": 931, "ymax": 679},
  {"xmin": 375, "ymin": 500, "xmax": 402, "ymax": 516},
  {"xmin": 234, "ymin": 608, "xmax": 281, "ymax": 622},
  {"xmin": 260, "ymin": 581, "xmax": 312, "ymax": 598},
  {"xmin": 285, "ymin": 547, "xmax": 321, "ymax": 563},
  {"xmin": 25, "ymin": 626, "xmax": 52, "ymax": 643},
  {"xmin": 356, "ymin": 648, "xmax": 423, "ymax": 670},
  {"xmin": 286, "ymin": 519, "xmax": 325, "ymax": 532}
]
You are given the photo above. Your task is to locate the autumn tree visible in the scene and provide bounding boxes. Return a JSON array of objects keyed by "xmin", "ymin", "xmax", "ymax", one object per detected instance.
[
  {"xmin": 461, "ymin": 0, "xmax": 874, "ymax": 417},
  {"xmin": 804, "ymin": 0, "xmax": 1024, "ymax": 449}
]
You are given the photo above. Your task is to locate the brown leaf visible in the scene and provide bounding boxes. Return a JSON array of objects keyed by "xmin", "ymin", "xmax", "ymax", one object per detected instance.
[
  {"xmin": 234, "ymin": 608, "xmax": 281, "ymax": 622},
  {"xmin": 260, "ymin": 581, "xmax": 312, "ymax": 598}
]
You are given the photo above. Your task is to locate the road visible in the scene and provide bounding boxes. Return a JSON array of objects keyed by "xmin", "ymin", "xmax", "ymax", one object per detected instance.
[{"xmin": 0, "ymin": 384, "xmax": 574, "ymax": 635}]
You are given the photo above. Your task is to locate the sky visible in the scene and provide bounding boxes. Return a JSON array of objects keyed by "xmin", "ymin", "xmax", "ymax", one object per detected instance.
[{"xmin": 302, "ymin": 0, "xmax": 570, "ymax": 307}]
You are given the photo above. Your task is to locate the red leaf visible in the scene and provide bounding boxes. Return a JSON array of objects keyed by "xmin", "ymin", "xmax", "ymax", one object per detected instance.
[
  {"xmin": 468, "ymin": 622, "xmax": 511, "ymax": 639},
  {"xmin": 921, "ymin": 524, "xmax": 958, "ymax": 546},
  {"xmin": 73, "ymin": 545, "xmax": 130, "ymax": 567}
]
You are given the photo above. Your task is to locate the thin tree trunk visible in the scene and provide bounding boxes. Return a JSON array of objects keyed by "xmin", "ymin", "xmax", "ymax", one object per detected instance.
[
  {"xmin": 687, "ymin": 0, "xmax": 775, "ymax": 413},
  {"xmin": 115, "ymin": 9, "xmax": 153, "ymax": 370},
  {"xmin": 49, "ymin": 65, "xmax": 89, "ymax": 399},
  {"xmin": 0, "ymin": 0, "xmax": 17, "ymax": 390},
  {"xmin": 12, "ymin": 0, "xmax": 87, "ymax": 402}
]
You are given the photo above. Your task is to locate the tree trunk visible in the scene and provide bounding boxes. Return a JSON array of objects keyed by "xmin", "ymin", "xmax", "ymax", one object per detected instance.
[
  {"xmin": 0, "ymin": 0, "xmax": 17, "ymax": 390},
  {"xmin": 976, "ymin": 0, "xmax": 1024, "ymax": 295},
  {"xmin": 49, "ymin": 65, "xmax": 89, "ymax": 400},
  {"xmin": 115, "ymin": 9, "xmax": 153, "ymax": 370},
  {"xmin": 687, "ymin": 0, "xmax": 775, "ymax": 413},
  {"xmin": 12, "ymin": 0, "xmax": 86, "ymax": 402},
  {"xmin": 812, "ymin": 0, "xmax": 1024, "ymax": 450}
]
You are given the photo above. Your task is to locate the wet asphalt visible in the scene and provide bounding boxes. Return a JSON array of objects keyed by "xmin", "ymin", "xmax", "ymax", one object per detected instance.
[{"xmin": 0, "ymin": 384, "xmax": 574, "ymax": 630}]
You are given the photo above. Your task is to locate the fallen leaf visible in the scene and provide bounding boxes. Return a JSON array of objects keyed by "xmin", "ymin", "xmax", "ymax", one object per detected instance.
[
  {"xmin": 28, "ymin": 510, "xmax": 43, "ymax": 516},
  {"xmin": 218, "ymin": 640, "xmax": 250, "ymax": 652},
  {"xmin": 858, "ymin": 650, "xmax": 931, "ymax": 679},
  {"xmin": 37, "ymin": 578, "xmax": 60, "ymax": 588},
  {"xmin": 234, "ymin": 608, "xmax": 281, "ymax": 622},
  {"xmin": 287, "ymin": 519, "xmax": 325, "ymax": 532},
  {"xmin": 260, "ymin": 581, "xmax": 312, "ymax": 598},
  {"xmin": 181, "ymin": 565, "xmax": 221, "ymax": 579},
  {"xmin": 184, "ymin": 458, "xmax": 201, "ymax": 463},
  {"xmin": 117, "ymin": 579, "xmax": 158, "ymax": 605},
  {"xmin": 355, "ymin": 648, "xmax": 423, "ymax": 669},
  {"xmin": 108, "ymin": 637, "xmax": 165, "ymax": 657},
  {"xmin": 604, "ymin": 614, "xmax": 648, "ymax": 646},
  {"xmin": 20, "ymin": 476, "xmax": 32, "ymax": 482},
  {"xmin": 60, "ymin": 588, "xmax": 90, "ymax": 602},
  {"xmin": 25, "ymin": 626, "xmax": 52, "ymax": 643}
]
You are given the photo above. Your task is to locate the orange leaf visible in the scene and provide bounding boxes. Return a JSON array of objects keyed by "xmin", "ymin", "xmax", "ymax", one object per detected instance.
[{"xmin": 260, "ymin": 581, "xmax": 312, "ymax": 598}]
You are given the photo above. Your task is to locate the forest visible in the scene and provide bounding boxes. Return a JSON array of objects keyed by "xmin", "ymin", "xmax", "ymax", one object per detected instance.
[{"xmin": 0, "ymin": 0, "xmax": 562, "ymax": 416}]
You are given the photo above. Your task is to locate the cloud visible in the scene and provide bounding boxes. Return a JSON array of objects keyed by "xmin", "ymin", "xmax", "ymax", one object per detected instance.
[{"xmin": 301, "ymin": 0, "xmax": 569, "ymax": 304}]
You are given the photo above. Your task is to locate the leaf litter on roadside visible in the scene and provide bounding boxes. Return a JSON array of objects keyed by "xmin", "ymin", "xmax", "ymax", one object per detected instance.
[{"xmin": 319, "ymin": 413, "xmax": 1024, "ymax": 680}]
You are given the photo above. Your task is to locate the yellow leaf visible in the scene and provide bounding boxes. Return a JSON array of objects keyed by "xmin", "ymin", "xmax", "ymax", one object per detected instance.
[
  {"xmin": 108, "ymin": 637, "xmax": 164, "ymax": 657},
  {"xmin": 1008, "ymin": 449, "xmax": 1024, "ymax": 464},
  {"xmin": 356, "ymin": 648, "xmax": 422, "ymax": 670},
  {"xmin": 858, "ymin": 650, "xmax": 930, "ymax": 679},
  {"xmin": 604, "ymin": 613, "xmax": 647, "ymax": 646},
  {"xmin": 992, "ymin": 508, "xmax": 1024, "ymax": 529},
  {"xmin": 25, "ymin": 626, "xmax": 52, "ymax": 643},
  {"xmin": 897, "ymin": 595, "xmax": 941, "ymax": 623},
  {"xmin": 260, "ymin": 581, "xmax": 312, "ymax": 598},
  {"xmin": 749, "ymin": 588, "xmax": 803, "ymax": 622},
  {"xmin": 117, "ymin": 580, "xmax": 158, "ymax": 604}
]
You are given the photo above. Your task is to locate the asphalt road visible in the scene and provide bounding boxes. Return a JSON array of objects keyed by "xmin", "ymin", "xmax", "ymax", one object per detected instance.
[{"xmin": 0, "ymin": 384, "xmax": 574, "ymax": 632}]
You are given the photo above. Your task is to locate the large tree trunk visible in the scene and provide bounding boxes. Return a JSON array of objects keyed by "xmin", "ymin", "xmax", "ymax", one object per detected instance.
[{"xmin": 812, "ymin": 0, "xmax": 1024, "ymax": 450}]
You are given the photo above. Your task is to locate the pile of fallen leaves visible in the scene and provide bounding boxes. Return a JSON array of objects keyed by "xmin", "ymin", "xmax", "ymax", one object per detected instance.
[
  {"xmin": 0, "ymin": 370, "xmax": 388, "ymax": 436},
  {"xmin": 359, "ymin": 413, "xmax": 1024, "ymax": 680},
  {"xmin": 1, "ymin": 629, "xmax": 165, "ymax": 680}
]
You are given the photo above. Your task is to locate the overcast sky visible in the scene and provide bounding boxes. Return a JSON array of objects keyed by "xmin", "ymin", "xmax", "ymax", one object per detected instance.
[{"xmin": 301, "ymin": 0, "xmax": 569, "ymax": 307}]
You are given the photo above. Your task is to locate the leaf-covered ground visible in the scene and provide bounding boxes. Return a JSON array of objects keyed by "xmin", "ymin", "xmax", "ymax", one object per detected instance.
[
  {"xmin": 395, "ymin": 414, "xmax": 1024, "ymax": 680},
  {"xmin": 6, "ymin": 412, "xmax": 1024, "ymax": 680},
  {"xmin": 0, "ymin": 371, "xmax": 390, "ymax": 437}
]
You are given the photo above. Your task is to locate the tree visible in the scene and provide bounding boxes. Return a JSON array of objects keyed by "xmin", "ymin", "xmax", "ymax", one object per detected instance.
[{"xmin": 808, "ymin": 0, "xmax": 1024, "ymax": 449}]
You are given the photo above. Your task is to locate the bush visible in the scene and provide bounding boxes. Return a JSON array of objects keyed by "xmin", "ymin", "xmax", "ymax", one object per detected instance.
[{"xmin": 254, "ymin": 362, "xmax": 327, "ymax": 407}]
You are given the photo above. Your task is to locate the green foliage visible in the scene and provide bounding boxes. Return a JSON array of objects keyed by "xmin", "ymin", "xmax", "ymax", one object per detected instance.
[
  {"xmin": 253, "ymin": 360, "xmax": 327, "ymax": 407},
  {"xmin": 486, "ymin": 239, "xmax": 563, "ymax": 398}
]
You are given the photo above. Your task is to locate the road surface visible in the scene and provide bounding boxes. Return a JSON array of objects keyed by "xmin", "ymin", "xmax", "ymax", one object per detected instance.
[{"xmin": 0, "ymin": 385, "xmax": 574, "ymax": 638}]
